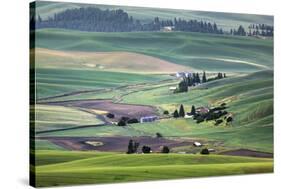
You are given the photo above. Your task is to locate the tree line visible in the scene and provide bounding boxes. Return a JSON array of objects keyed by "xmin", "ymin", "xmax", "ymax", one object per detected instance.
[
  {"xmin": 176, "ymin": 71, "xmax": 226, "ymax": 93},
  {"xmin": 34, "ymin": 6, "xmax": 224, "ymax": 35},
  {"xmin": 230, "ymin": 24, "xmax": 273, "ymax": 37}
]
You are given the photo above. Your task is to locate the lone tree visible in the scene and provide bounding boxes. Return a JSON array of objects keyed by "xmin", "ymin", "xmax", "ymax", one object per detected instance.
[
  {"xmin": 161, "ymin": 146, "xmax": 170, "ymax": 153},
  {"xmin": 226, "ymin": 116, "xmax": 233, "ymax": 124},
  {"xmin": 202, "ymin": 71, "xmax": 207, "ymax": 83},
  {"xmin": 163, "ymin": 110, "xmax": 169, "ymax": 115},
  {"xmin": 117, "ymin": 119, "xmax": 126, "ymax": 126},
  {"xmin": 127, "ymin": 140, "xmax": 134, "ymax": 154},
  {"xmin": 179, "ymin": 104, "xmax": 185, "ymax": 117},
  {"xmin": 200, "ymin": 148, "xmax": 210, "ymax": 155},
  {"xmin": 127, "ymin": 140, "xmax": 139, "ymax": 154},
  {"xmin": 142, "ymin": 146, "xmax": 151, "ymax": 153},
  {"xmin": 156, "ymin": 132, "xmax": 163, "ymax": 138},
  {"xmin": 191, "ymin": 105, "xmax": 196, "ymax": 115},
  {"xmin": 106, "ymin": 113, "xmax": 115, "ymax": 118},
  {"xmin": 173, "ymin": 109, "xmax": 179, "ymax": 118}
]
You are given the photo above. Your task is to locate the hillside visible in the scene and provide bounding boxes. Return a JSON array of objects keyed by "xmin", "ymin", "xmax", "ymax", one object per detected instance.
[
  {"xmin": 35, "ymin": 29, "xmax": 273, "ymax": 72},
  {"xmin": 35, "ymin": 1, "xmax": 273, "ymax": 31},
  {"xmin": 37, "ymin": 71, "xmax": 273, "ymax": 153},
  {"xmin": 35, "ymin": 48, "xmax": 191, "ymax": 73},
  {"xmin": 34, "ymin": 151, "xmax": 273, "ymax": 187}
]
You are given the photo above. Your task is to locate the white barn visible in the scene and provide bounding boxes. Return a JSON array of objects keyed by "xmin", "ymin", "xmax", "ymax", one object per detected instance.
[{"xmin": 140, "ymin": 116, "xmax": 158, "ymax": 123}]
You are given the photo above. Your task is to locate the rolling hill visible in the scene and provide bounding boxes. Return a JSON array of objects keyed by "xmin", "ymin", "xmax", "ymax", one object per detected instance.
[
  {"xmin": 34, "ymin": 151, "xmax": 273, "ymax": 187},
  {"xmin": 35, "ymin": 48, "xmax": 191, "ymax": 73},
  {"xmin": 35, "ymin": 1, "xmax": 273, "ymax": 31},
  {"xmin": 35, "ymin": 29, "xmax": 273, "ymax": 72}
]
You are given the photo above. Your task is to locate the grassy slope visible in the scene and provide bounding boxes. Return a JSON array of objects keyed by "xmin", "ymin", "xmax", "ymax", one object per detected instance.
[
  {"xmin": 36, "ymin": 68, "xmax": 169, "ymax": 99},
  {"xmin": 35, "ymin": 104, "xmax": 103, "ymax": 132},
  {"xmin": 35, "ymin": 1, "xmax": 273, "ymax": 31},
  {"xmin": 38, "ymin": 71, "xmax": 273, "ymax": 152},
  {"xmin": 34, "ymin": 151, "xmax": 273, "ymax": 187},
  {"xmin": 35, "ymin": 29, "xmax": 273, "ymax": 72},
  {"xmin": 35, "ymin": 48, "xmax": 190, "ymax": 73}
]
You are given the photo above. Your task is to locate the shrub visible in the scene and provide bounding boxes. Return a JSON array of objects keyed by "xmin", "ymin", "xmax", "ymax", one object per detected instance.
[
  {"xmin": 106, "ymin": 113, "xmax": 115, "ymax": 118},
  {"xmin": 117, "ymin": 120, "xmax": 126, "ymax": 126},
  {"xmin": 156, "ymin": 132, "xmax": 163, "ymax": 138},
  {"xmin": 215, "ymin": 119, "xmax": 223, "ymax": 125},
  {"xmin": 200, "ymin": 148, "xmax": 210, "ymax": 155},
  {"xmin": 226, "ymin": 116, "xmax": 233, "ymax": 123},
  {"xmin": 120, "ymin": 116, "xmax": 130, "ymax": 122},
  {"xmin": 221, "ymin": 102, "xmax": 227, "ymax": 107},
  {"xmin": 161, "ymin": 146, "xmax": 170, "ymax": 153},
  {"xmin": 142, "ymin": 146, "xmax": 151, "ymax": 153},
  {"xmin": 127, "ymin": 118, "xmax": 139, "ymax": 124},
  {"xmin": 173, "ymin": 110, "xmax": 179, "ymax": 118},
  {"xmin": 163, "ymin": 110, "xmax": 169, "ymax": 115}
]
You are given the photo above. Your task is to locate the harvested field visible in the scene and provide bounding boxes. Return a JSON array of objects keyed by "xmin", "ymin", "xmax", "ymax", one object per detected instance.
[
  {"xmin": 220, "ymin": 149, "xmax": 273, "ymax": 158},
  {"xmin": 39, "ymin": 136, "xmax": 193, "ymax": 152},
  {"xmin": 43, "ymin": 99, "xmax": 158, "ymax": 120},
  {"xmin": 36, "ymin": 48, "xmax": 191, "ymax": 73}
]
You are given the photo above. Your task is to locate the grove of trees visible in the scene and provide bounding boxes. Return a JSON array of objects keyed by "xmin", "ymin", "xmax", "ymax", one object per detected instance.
[{"xmin": 34, "ymin": 7, "xmax": 225, "ymax": 35}]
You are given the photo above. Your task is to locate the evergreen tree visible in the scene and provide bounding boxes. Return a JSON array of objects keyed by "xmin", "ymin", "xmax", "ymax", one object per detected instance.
[
  {"xmin": 179, "ymin": 104, "xmax": 185, "ymax": 117},
  {"xmin": 202, "ymin": 71, "xmax": 207, "ymax": 83},
  {"xmin": 173, "ymin": 110, "xmax": 179, "ymax": 118},
  {"xmin": 178, "ymin": 79, "xmax": 188, "ymax": 92},
  {"xmin": 161, "ymin": 146, "xmax": 170, "ymax": 153},
  {"xmin": 196, "ymin": 73, "xmax": 201, "ymax": 83},
  {"xmin": 127, "ymin": 140, "xmax": 134, "ymax": 154},
  {"xmin": 191, "ymin": 105, "xmax": 196, "ymax": 115}
]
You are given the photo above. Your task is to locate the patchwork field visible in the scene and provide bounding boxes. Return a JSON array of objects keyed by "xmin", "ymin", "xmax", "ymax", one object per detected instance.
[{"xmin": 31, "ymin": 4, "xmax": 274, "ymax": 187}]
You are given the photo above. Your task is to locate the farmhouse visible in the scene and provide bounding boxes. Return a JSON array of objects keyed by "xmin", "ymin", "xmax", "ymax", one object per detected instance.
[
  {"xmin": 176, "ymin": 71, "xmax": 193, "ymax": 78},
  {"xmin": 196, "ymin": 107, "xmax": 210, "ymax": 115},
  {"xmin": 161, "ymin": 26, "xmax": 174, "ymax": 32},
  {"xmin": 140, "ymin": 115, "xmax": 158, "ymax": 123}
]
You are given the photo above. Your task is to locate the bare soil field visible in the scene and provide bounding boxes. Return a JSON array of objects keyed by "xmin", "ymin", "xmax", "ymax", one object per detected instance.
[
  {"xmin": 220, "ymin": 149, "xmax": 273, "ymax": 158},
  {"xmin": 39, "ymin": 136, "xmax": 193, "ymax": 152},
  {"xmin": 43, "ymin": 99, "xmax": 158, "ymax": 120}
]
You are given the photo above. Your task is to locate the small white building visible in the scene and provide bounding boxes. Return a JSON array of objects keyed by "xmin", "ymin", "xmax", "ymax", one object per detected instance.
[
  {"xmin": 169, "ymin": 86, "xmax": 177, "ymax": 91},
  {"xmin": 184, "ymin": 114, "xmax": 193, "ymax": 119},
  {"xmin": 193, "ymin": 141, "xmax": 202, "ymax": 147},
  {"xmin": 176, "ymin": 72, "xmax": 193, "ymax": 78},
  {"xmin": 161, "ymin": 26, "xmax": 175, "ymax": 32},
  {"xmin": 140, "ymin": 116, "xmax": 158, "ymax": 123}
]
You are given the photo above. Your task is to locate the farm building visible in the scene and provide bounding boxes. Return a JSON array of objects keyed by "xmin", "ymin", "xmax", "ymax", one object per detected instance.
[
  {"xmin": 196, "ymin": 107, "xmax": 210, "ymax": 115},
  {"xmin": 184, "ymin": 114, "xmax": 193, "ymax": 119},
  {"xmin": 161, "ymin": 26, "xmax": 174, "ymax": 32},
  {"xmin": 193, "ymin": 141, "xmax": 202, "ymax": 147},
  {"xmin": 176, "ymin": 72, "xmax": 192, "ymax": 78},
  {"xmin": 140, "ymin": 116, "xmax": 158, "ymax": 123},
  {"xmin": 169, "ymin": 86, "xmax": 177, "ymax": 91}
]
